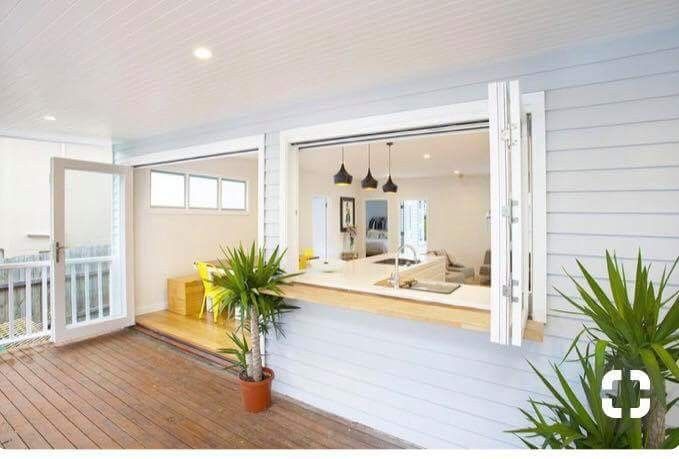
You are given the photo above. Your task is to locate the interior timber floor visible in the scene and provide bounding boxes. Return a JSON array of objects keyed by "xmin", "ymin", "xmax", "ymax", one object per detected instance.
[
  {"xmin": 135, "ymin": 310, "xmax": 236, "ymax": 356},
  {"xmin": 0, "ymin": 329, "xmax": 411, "ymax": 449}
]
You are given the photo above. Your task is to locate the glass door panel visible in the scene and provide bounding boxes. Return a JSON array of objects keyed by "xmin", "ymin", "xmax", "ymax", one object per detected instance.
[{"xmin": 51, "ymin": 158, "xmax": 133, "ymax": 344}]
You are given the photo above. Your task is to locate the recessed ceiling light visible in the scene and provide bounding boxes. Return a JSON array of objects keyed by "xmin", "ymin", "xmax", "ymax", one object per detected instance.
[
  {"xmin": 43, "ymin": 115, "xmax": 56, "ymax": 121},
  {"xmin": 193, "ymin": 47, "xmax": 212, "ymax": 60},
  {"xmin": 453, "ymin": 170, "xmax": 461, "ymax": 175},
  {"xmin": 423, "ymin": 153, "xmax": 431, "ymax": 159}
]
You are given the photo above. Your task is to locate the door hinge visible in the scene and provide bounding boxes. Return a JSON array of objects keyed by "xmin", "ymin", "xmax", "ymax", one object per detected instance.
[
  {"xmin": 502, "ymin": 280, "xmax": 519, "ymax": 303},
  {"xmin": 502, "ymin": 200, "xmax": 519, "ymax": 223},
  {"xmin": 502, "ymin": 123, "xmax": 521, "ymax": 147}
]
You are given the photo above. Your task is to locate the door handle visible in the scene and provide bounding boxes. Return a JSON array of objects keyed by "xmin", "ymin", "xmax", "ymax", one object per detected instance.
[{"xmin": 55, "ymin": 241, "xmax": 67, "ymax": 263}]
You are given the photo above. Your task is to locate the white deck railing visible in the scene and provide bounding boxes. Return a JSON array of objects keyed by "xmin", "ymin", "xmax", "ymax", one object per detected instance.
[{"xmin": 0, "ymin": 256, "xmax": 112, "ymax": 346}]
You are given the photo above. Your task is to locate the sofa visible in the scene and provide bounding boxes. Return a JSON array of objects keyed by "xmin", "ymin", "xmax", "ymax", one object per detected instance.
[{"xmin": 426, "ymin": 249, "xmax": 475, "ymax": 283}]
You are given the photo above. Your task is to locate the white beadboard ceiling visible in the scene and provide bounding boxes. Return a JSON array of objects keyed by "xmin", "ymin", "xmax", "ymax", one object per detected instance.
[
  {"xmin": 1, "ymin": 0, "xmax": 679, "ymax": 145},
  {"xmin": 300, "ymin": 130, "xmax": 489, "ymax": 178}
]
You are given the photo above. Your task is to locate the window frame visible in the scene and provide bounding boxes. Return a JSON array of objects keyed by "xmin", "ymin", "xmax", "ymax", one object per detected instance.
[
  {"xmin": 278, "ymin": 95, "xmax": 546, "ymax": 345},
  {"xmin": 149, "ymin": 170, "xmax": 187, "ymax": 209},
  {"xmin": 188, "ymin": 174, "xmax": 219, "ymax": 210},
  {"xmin": 148, "ymin": 169, "xmax": 249, "ymax": 214},
  {"xmin": 220, "ymin": 178, "xmax": 248, "ymax": 211}
]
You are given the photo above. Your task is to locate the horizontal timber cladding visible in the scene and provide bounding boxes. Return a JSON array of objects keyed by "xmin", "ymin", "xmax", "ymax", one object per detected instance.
[{"xmin": 264, "ymin": 38, "xmax": 679, "ymax": 447}]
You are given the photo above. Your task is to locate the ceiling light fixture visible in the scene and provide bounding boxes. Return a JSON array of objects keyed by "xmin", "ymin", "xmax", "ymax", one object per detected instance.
[
  {"xmin": 43, "ymin": 115, "xmax": 56, "ymax": 121},
  {"xmin": 361, "ymin": 144, "xmax": 378, "ymax": 190},
  {"xmin": 193, "ymin": 47, "xmax": 213, "ymax": 60},
  {"xmin": 453, "ymin": 170, "xmax": 461, "ymax": 176},
  {"xmin": 423, "ymin": 153, "xmax": 431, "ymax": 159},
  {"xmin": 333, "ymin": 146, "xmax": 353, "ymax": 186},
  {"xmin": 382, "ymin": 142, "xmax": 398, "ymax": 194}
]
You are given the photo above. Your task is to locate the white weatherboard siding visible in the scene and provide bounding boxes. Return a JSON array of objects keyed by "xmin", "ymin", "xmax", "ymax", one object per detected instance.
[
  {"xmin": 114, "ymin": 29, "xmax": 679, "ymax": 448},
  {"xmin": 263, "ymin": 133, "xmax": 281, "ymax": 255},
  {"xmin": 264, "ymin": 40, "xmax": 679, "ymax": 447}
]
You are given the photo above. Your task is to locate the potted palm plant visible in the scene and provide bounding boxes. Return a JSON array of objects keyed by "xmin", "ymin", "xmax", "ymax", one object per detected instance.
[
  {"xmin": 511, "ymin": 252, "xmax": 679, "ymax": 448},
  {"xmin": 211, "ymin": 243, "xmax": 298, "ymax": 413}
]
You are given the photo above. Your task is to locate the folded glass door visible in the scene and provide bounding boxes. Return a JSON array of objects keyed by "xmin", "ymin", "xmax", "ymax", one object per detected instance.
[
  {"xmin": 50, "ymin": 158, "xmax": 134, "ymax": 344},
  {"xmin": 489, "ymin": 80, "xmax": 528, "ymax": 346}
]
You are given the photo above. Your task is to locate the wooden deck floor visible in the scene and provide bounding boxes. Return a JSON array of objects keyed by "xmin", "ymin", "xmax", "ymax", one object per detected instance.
[{"xmin": 0, "ymin": 329, "xmax": 409, "ymax": 449}]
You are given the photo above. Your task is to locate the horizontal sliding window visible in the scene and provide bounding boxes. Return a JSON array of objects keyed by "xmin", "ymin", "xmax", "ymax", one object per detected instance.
[
  {"xmin": 221, "ymin": 179, "xmax": 247, "ymax": 210},
  {"xmin": 150, "ymin": 171, "xmax": 185, "ymax": 208},
  {"xmin": 189, "ymin": 175, "xmax": 218, "ymax": 209}
]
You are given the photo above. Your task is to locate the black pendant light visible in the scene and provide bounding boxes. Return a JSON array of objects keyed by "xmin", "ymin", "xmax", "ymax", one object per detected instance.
[
  {"xmin": 360, "ymin": 144, "xmax": 378, "ymax": 190},
  {"xmin": 333, "ymin": 146, "xmax": 353, "ymax": 186},
  {"xmin": 382, "ymin": 141, "xmax": 398, "ymax": 194}
]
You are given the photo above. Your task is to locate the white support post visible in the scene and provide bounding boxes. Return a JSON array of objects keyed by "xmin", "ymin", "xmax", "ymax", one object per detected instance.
[
  {"xmin": 97, "ymin": 262, "xmax": 103, "ymax": 319},
  {"xmin": 41, "ymin": 266, "xmax": 48, "ymax": 332},
  {"xmin": 84, "ymin": 264, "xmax": 91, "ymax": 322},
  {"xmin": 8, "ymin": 271, "xmax": 14, "ymax": 338},
  {"xmin": 25, "ymin": 268, "xmax": 32, "ymax": 334},
  {"xmin": 108, "ymin": 260, "xmax": 115, "ymax": 316},
  {"xmin": 70, "ymin": 264, "xmax": 77, "ymax": 325}
]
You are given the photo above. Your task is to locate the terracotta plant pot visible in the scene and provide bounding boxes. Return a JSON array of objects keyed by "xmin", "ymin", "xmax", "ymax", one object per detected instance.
[{"xmin": 238, "ymin": 367, "xmax": 274, "ymax": 413}]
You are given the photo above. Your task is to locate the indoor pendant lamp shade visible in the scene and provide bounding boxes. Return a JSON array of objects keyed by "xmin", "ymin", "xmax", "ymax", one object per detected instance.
[
  {"xmin": 333, "ymin": 146, "xmax": 353, "ymax": 186},
  {"xmin": 382, "ymin": 142, "xmax": 398, "ymax": 193},
  {"xmin": 361, "ymin": 144, "xmax": 378, "ymax": 190}
]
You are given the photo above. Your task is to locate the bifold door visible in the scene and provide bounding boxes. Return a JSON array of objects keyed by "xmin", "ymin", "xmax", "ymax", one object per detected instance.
[
  {"xmin": 50, "ymin": 158, "xmax": 134, "ymax": 345},
  {"xmin": 489, "ymin": 80, "xmax": 529, "ymax": 346}
]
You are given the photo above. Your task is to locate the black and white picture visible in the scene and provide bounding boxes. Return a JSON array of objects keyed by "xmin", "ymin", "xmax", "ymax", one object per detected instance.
[{"xmin": 339, "ymin": 197, "xmax": 355, "ymax": 232}]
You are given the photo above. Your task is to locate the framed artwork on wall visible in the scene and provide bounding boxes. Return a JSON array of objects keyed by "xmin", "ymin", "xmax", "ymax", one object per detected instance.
[{"xmin": 340, "ymin": 197, "xmax": 355, "ymax": 232}]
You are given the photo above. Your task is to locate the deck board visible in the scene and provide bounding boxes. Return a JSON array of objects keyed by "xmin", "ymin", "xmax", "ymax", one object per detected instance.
[{"xmin": 0, "ymin": 329, "xmax": 410, "ymax": 449}]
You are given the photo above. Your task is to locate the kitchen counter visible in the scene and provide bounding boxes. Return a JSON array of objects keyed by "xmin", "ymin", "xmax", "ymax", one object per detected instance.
[
  {"xmin": 290, "ymin": 253, "xmax": 490, "ymax": 310},
  {"xmin": 280, "ymin": 253, "xmax": 542, "ymax": 341}
]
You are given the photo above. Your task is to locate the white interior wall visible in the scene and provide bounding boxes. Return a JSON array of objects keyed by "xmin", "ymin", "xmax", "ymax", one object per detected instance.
[
  {"xmin": 298, "ymin": 170, "xmax": 365, "ymax": 260},
  {"xmin": 298, "ymin": 168, "xmax": 490, "ymax": 270},
  {"xmin": 383, "ymin": 175, "xmax": 490, "ymax": 269},
  {"xmin": 133, "ymin": 156, "xmax": 258, "ymax": 314}
]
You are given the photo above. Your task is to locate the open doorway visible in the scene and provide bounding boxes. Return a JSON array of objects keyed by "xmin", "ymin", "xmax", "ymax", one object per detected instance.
[
  {"xmin": 130, "ymin": 149, "xmax": 260, "ymax": 355},
  {"xmin": 365, "ymin": 199, "xmax": 388, "ymax": 256},
  {"xmin": 0, "ymin": 137, "xmax": 115, "ymax": 347}
]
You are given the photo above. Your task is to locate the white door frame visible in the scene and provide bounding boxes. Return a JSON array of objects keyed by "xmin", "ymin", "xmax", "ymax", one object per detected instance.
[
  {"xmin": 50, "ymin": 158, "xmax": 135, "ymax": 345},
  {"xmin": 311, "ymin": 195, "xmax": 329, "ymax": 261},
  {"xmin": 278, "ymin": 95, "xmax": 546, "ymax": 324},
  {"xmin": 399, "ymin": 198, "xmax": 429, "ymax": 253}
]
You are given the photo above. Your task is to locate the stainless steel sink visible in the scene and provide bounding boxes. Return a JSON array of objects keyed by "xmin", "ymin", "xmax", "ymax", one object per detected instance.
[
  {"xmin": 403, "ymin": 280, "xmax": 460, "ymax": 294},
  {"xmin": 374, "ymin": 257, "xmax": 419, "ymax": 266}
]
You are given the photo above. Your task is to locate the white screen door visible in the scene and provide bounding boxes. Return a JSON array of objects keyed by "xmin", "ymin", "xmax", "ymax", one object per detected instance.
[
  {"xmin": 489, "ymin": 80, "xmax": 528, "ymax": 346},
  {"xmin": 50, "ymin": 158, "xmax": 134, "ymax": 345}
]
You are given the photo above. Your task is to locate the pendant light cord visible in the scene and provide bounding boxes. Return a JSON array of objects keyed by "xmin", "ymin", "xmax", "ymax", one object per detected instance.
[{"xmin": 388, "ymin": 143, "xmax": 391, "ymax": 174}]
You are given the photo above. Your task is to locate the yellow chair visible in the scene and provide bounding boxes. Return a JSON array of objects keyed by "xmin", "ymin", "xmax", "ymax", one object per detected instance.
[
  {"xmin": 194, "ymin": 261, "xmax": 223, "ymax": 322},
  {"xmin": 299, "ymin": 248, "xmax": 315, "ymax": 269}
]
